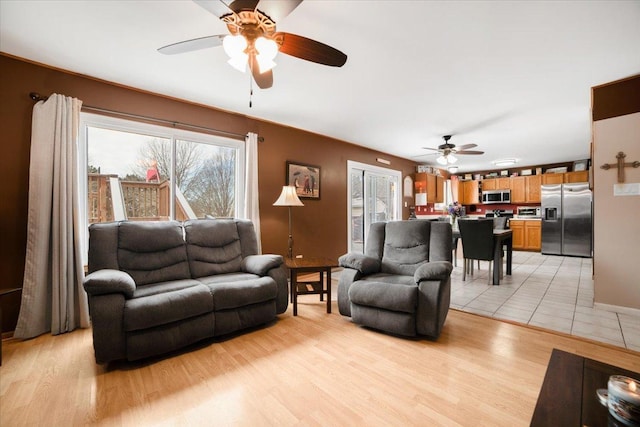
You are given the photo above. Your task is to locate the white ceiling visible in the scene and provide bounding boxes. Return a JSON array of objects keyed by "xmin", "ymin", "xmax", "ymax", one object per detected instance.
[{"xmin": 2, "ymin": 1, "xmax": 639, "ymax": 172}]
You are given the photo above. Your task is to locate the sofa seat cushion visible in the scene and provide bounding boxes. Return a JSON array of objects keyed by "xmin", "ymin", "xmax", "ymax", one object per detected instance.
[
  {"xmin": 124, "ymin": 284, "xmax": 213, "ymax": 332},
  {"xmin": 197, "ymin": 272, "xmax": 260, "ymax": 285},
  {"xmin": 133, "ymin": 279, "xmax": 203, "ymax": 298},
  {"xmin": 205, "ymin": 276, "xmax": 277, "ymax": 311},
  {"xmin": 349, "ymin": 281, "xmax": 417, "ymax": 314},
  {"xmin": 358, "ymin": 273, "xmax": 416, "ymax": 286}
]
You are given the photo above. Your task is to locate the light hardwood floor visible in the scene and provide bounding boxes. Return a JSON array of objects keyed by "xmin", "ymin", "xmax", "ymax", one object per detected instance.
[{"xmin": 1, "ymin": 298, "xmax": 639, "ymax": 426}]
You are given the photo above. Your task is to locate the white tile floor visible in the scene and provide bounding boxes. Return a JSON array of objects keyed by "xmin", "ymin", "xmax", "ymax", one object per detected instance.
[{"xmin": 450, "ymin": 250, "xmax": 640, "ymax": 351}]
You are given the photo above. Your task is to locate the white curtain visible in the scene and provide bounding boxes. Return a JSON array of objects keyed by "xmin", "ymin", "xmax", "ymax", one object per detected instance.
[
  {"xmin": 244, "ymin": 132, "xmax": 262, "ymax": 253},
  {"xmin": 14, "ymin": 94, "xmax": 90, "ymax": 339}
]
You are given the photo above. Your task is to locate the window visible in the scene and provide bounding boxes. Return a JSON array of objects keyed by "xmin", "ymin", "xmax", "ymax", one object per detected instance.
[{"xmin": 79, "ymin": 113, "xmax": 245, "ymax": 228}]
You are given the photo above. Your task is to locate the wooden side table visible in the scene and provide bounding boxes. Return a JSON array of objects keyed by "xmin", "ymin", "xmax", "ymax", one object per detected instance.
[{"xmin": 284, "ymin": 257, "xmax": 338, "ymax": 316}]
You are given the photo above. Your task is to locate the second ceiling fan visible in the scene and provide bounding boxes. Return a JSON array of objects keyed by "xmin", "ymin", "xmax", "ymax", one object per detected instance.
[
  {"xmin": 422, "ymin": 135, "xmax": 485, "ymax": 165},
  {"xmin": 158, "ymin": 0, "xmax": 348, "ymax": 89}
]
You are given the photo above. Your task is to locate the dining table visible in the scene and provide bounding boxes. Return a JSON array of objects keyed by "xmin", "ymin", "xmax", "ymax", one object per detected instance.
[{"xmin": 452, "ymin": 228, "xmax": 513, "ymax": 285}]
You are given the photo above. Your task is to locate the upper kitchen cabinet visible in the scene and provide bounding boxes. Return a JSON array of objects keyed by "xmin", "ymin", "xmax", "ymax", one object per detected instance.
[
  {"xmin": 564, "ymin": 170, "xmax": 589, "ymax": 183},
  {"xmin": 482, "ymin": 177, "xmax": 510, "ymax": 190},
  {"xmin": 415, "ymin": 172, "xmax": 445, "ymax": 205},
  {"xmin": 458, "ymin": 180, "xmax": 479, "ymax": 204},
  {"xmin": 542, "ymin": 173, "xmax": 564, "ymax": 184},
  {"xmin": 510, "ymin": 175, "xmax": 541, "ymax": 203}
]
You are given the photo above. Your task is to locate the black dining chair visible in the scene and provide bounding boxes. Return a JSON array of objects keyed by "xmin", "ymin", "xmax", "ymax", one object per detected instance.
[
  {"xmin": 438, "ymin": 217, "xmax": 458, "ymax": 266},
  {"xmin": 458, "ymin": 219, "xmax": 498, "ymax": 284}
]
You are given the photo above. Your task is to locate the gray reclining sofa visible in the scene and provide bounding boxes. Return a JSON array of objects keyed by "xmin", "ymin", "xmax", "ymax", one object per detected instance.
[
  {"xmin": 338, "ymin": 220, "xmax": 453, "ymax": 338},
  {"xmin": 83, "ymin": 219, "xmax": 288, "ymax": 363}
]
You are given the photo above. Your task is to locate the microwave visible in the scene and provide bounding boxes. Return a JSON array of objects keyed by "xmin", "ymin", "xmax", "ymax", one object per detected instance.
[
  {"xmin": 517, "ymin": 206, "xmax": 541, "ymax": 217},
  {"xmin": 482, "ymin": 190, "xmax": 511, "ymax": 204}
]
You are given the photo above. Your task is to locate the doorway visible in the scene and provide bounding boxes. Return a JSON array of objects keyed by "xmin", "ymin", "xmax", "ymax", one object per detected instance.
[{"xmin": 347, "ymin": 161, "xmax": 401, "ymax": 253}]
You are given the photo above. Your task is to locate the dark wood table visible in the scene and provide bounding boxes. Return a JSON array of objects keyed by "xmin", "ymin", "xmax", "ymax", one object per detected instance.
[
  {"xmin": 453, "ymin": 229, "xmax": 512, "ymax": 285},
  {"xmin": 531, "ymin": 348, "xmax": 640, "ymax": 426},
  {"xmin": 285, "ymin": 257, "xmax": 338, "ymax": 316}
]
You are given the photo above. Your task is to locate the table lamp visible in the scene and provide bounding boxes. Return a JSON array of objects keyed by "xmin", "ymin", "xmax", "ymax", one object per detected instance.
[{"xmin": 273, "ymin": 186, "xmax": 304, "ymax": 258}]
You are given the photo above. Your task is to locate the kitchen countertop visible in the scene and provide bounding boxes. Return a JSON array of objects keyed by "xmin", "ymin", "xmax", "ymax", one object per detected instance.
[{"xmin": 512, "ymin": 216, "xmax": 542, "ymax": 220}]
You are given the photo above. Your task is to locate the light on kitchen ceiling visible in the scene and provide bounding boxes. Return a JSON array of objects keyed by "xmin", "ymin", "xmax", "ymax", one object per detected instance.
[
  {"xmin": 448, "ymin": 166, "xmax": 459, "ymax": 173},
  {"xmin": 223, "ymin": 35, "xmax": 278, "ymax": 74},
  {"xmin": 437, "ymin": 154, "xmax": 458, "ymax": 165},
  {"xmin": 493, "ymin": 158, "xmax": 517, "ymax": 167}
]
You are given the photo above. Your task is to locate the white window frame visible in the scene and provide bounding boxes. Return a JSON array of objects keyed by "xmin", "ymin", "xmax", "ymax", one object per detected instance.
[
  {"xmin": 78, "ymin": 113, "xmax": 245, "ymax": 255},
  {"xmin": 346, "ymin": 160, "xmax": 402, "ymax": 252}
]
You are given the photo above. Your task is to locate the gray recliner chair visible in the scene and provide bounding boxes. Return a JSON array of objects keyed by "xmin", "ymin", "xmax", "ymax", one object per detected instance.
[{"xmin": 337, "ymin": 220, "xmax": 453, "ymax": 338}]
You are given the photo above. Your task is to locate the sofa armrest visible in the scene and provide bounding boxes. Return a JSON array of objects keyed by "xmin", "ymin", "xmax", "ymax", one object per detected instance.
[
  {"xmin": 338, "ymin": 253, "xmax": 381, "ymax": 275},
  {"xmin": 414, "ymin": 261, "xmax": 453, "ymax": 284},
  {"xmin": 242, "ymin": 254, "xmax": 283, "ymax": 276},
  {"xmin": 83, "ymin": 269, "xmax": 136, "ymax": 298}
]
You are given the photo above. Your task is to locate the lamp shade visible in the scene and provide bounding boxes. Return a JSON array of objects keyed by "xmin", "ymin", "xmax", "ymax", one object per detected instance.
[{"xmin": 273, "ymin": 186, "xmax": 304, "ymax": 207}]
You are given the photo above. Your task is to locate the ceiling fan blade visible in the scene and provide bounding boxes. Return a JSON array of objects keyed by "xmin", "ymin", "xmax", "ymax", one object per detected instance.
[
  {"xmin": 193, "ymin": 0, "xmax": 234, "ymax": 17},
  {"xmin": 249, "ymin": 55, "xmax": 273, "ymax": 89},
  {"xmin": 455, "ymin": 150, "xmax": 485, "ymax": 155},
  {"xmin": 421, "ymin": 147, "xmax": 441, "ymax": 151},
  {"xmin": 275, "ymin": 32, "xmax": 347, "ymax": 67},
  {"xmin": 158, "ymin": 34, "xmax": 226, "ymax": 55},
  {"xmin": 456, "ymin": 143, "xmax": 477, "ymax": 151},
  {"xmin": 256, "ymin": 0, "xmax": 303, "ymax": 22}
]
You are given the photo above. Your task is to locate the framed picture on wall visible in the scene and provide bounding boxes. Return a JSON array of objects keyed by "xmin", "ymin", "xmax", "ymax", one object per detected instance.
[{"xmin": 286, "ymin": 161, "xmax": 320, "ymax": 199}]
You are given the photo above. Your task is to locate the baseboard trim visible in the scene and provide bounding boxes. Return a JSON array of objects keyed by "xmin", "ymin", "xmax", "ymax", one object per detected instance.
[{"xmin": 594, "ymin": 302, "xmax": 640, "ymax": 317}]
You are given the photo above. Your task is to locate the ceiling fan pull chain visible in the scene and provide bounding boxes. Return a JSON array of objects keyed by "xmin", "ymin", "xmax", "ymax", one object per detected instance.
[{"xmin": 249, "ymin": 71, "xmax": 253, "ymax": 108}]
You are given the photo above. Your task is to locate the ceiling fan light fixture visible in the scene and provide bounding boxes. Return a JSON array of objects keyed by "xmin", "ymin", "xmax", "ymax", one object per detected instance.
[
  {"xmin": 227, "ymin": 53, "xmax": 248, "ymax": 72},
  {"xmin": 223, "ymin": 35, "xmax": 248, "ymax": 72},
  {"xmin": 436, "ymin": 155, "xmax": 448, "ymax": 165},
  {"xmin": 255, "ymin": 37, "xmax": 278, "ymax": 73},
  {"xmin": 223, "ymin": 34, "xmax": 247, "ymax": 58},
  {"xmin": 448, "ymin": 154, "xmax": 458, "ymax": 164}
]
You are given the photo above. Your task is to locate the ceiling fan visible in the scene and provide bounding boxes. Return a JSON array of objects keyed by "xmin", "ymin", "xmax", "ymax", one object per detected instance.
[
  {"xmin": 421, "ymin": 135, "xmax": 485, "ymax": 165},
  {"xmin": 158, "ymin": 0, "xmax": 348, "ymax": 89}
]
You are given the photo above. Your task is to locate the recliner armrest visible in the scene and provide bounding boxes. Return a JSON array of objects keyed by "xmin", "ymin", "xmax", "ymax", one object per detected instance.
[
  {"xmin": 414, "ymin": 261, "xmax": 453, "ymax": 283},
  {"xmin": 242, "ymin": 254, "xmax": 283, "ymax": 276},
  {"xmin": 338, "ymin": 253, "xmax": 381, "ymax": 275},
  {"xmin": 83, "ymin": 269, "xmax": 136, "ymax": 298}
]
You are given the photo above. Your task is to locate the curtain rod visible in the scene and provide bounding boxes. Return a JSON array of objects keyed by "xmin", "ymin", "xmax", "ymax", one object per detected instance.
[{"xmin": 28, "ymin": 92, "xmax": 263, "ymax": 142}]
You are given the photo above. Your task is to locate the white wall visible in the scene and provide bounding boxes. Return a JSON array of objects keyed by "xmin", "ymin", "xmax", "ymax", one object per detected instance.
[{"xmin": 593, "ymin": 112, "xmax": 640, "ymax": 310}]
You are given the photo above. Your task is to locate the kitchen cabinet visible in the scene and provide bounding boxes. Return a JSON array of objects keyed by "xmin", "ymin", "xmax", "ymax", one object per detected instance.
[
  {"xmin": 542, "ymin": 173, "xmax": 564, "ymax": 185},
  {"xmin": 511, "ymin": 177, "xmax": 526, "ymax": 203},
  {"xmin": 415, "ymin": 172, "xmax": 445, "ymax": 205},
  {"xmin": 564, "ymin": 170, "xmax": 589, "ymax": 183},
  {"xmin": 526, "ymin": 175, "xmax": 542, "ymax": 203},
  {"xmin": 482, "ymin": 177, "xmax": 510, "ymax": 191},
  {"xmin": 510, "ymin": 219, "xmax": 541, "ymax": 251},
  {"xmin": 458, "ymin": 180, "xmax": 479, "ymax": 205},
  {"xmin": 483, "ymin": 178, "xmax": 496, "ymax": 190},
  {"xmin": 510, "ymin": 175, "xmax": 541, "ymax": 203},
  {"xmin": 436, "ymin": 175, "xmax": 444, "ymax": 203}
]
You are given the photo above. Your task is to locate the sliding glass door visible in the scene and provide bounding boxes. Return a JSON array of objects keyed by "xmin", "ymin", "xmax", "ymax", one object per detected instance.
[{"xmin": 347, "ymin": 161, "xmax": 401, "ymax": 253}]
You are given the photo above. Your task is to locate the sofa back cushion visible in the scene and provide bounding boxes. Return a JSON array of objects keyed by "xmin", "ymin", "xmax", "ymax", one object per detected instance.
[
  {"xmin": 88, "ymin": 222, "xmax": 120, "ymax": 273},
  {"xmin": 380, "ymin": 221, "xmax": 432, "ymax": 275},
  {"xmin": 117, "ymin": 221, "xmax": 191, "ymax": 286},
  {"xmin": 184, "ymin": 219, "xmax": 254, "ymax": 278}
]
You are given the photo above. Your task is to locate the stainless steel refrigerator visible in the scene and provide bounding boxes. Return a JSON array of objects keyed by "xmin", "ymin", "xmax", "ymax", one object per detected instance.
[{"xmin": 541, "ymin": 183, "xmax": 592, "ymax": 257}]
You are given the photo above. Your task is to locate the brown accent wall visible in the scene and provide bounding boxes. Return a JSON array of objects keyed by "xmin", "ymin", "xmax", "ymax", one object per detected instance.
[{"xmin": 0, "ymin": 54, "xmax": 418, "ymax": 332}]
